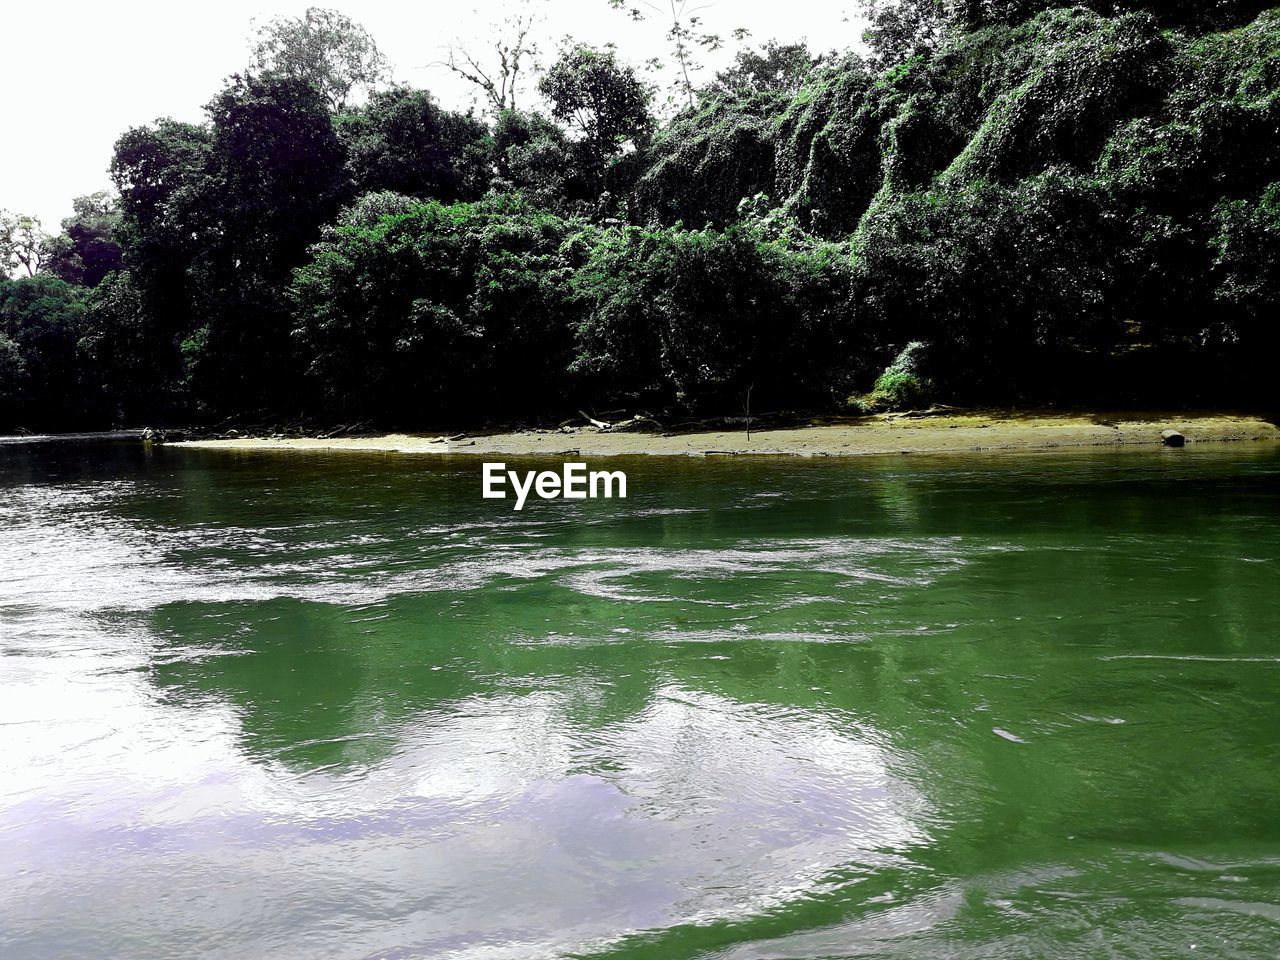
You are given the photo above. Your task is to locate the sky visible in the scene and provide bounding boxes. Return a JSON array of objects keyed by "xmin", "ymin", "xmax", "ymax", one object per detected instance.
[{"xmin": 3, "ymin": 1, "xmax": 866, "ymax": 231}]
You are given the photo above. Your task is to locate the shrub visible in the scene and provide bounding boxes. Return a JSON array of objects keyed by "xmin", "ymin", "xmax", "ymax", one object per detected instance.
[
  {"xmin": 0, "ymin": 276, "xmax": 91, "ymax": 429},
  {"xmin": 849, "ymin": 341, "xmax": 936, "ymax": 412},
  {"xmin": 1213, "ymin": 181, "xmax": 1280, "ymax": 361},
  {"xmin": 290, "ymin": 196, "xmax": 579, "ymax": 423},
  {"xmin": 338, "ymin": 88, "xmax": 492, "ymax": 202},
  {"xmin": 571, "ymin": 223, "xmax": 862, "ymax": 410},
  {"xmin": 852, "ymin": 171, "xmax": 1129, "ymax": 401},
  {"xmin": 631, "ymin": 92, "xmax": 785, "ymax": 227}
]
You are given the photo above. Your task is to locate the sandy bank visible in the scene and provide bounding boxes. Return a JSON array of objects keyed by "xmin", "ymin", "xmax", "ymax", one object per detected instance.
[{"xmin": 173, "ymin": 411, "xmax": 1279, "ymax": 458}]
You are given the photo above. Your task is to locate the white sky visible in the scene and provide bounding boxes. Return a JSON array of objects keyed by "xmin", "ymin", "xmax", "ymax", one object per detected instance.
[{"xmin": 3, "ymin": 1, "xmax": 866, "ymax": 231}]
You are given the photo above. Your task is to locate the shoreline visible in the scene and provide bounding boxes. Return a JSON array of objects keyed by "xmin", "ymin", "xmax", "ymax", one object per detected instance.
[{"xmin": 171, "ymin": 411, "xmax": 1280, "ymax": 458}]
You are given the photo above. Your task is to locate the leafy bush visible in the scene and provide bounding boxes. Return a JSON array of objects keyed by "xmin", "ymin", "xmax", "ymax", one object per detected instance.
[
  {"xmin": 941, "ymin": 9, "xmax": 1170, "ymax": 184},
  {"xmin": 571, "ymin": 223, "xmax": 861, "ymax": 410},
  {"xmin": 849, "ymin": 341, "xmax": 936, "ymax": 412},
  {"xmin": 290, "ymin": 196, "xmax": 579, "ymax": 423},
  {"xmin": 492, "ymin": 109, "xmax": 596, "ymax": 212},
  {"xmin": 338, "ymin": 88, "xmax": 491, "ymax": 202},
  {"xmin": 951, "ymin": 0, "xmax": 1272, "ymax": 32},
  {"xmin": 853, "ymin": 171, "xmax": 1130, "ymax": 401},
  {"xmin": 0, "ymin": 276, "xmax": 90, "ymax": 429},
  {"xmin": 1101, "ymin": 8, "xmax": 1280, "ymax": 205},
  {"xmin": 632, "ymin": 92, "xmax": 785, "ymax": 227},
  {"xmin": 773, "ymin": 57, "xmax": 885, "ymax": 235},
  {"xmin": 1213, "ymin": 181, "xmax": 1280, "ymax": 361}
]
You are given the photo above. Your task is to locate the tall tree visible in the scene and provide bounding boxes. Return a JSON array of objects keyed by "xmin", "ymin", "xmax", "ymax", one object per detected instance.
[
  {"xmin": 538, "ymin": 44, "xmax": 654, "ymax": 166},
  {"xmin": 858, "ymin": 0, "xmax": 949, "ymax": 68},
  {"xmin": 606, "ymin": 0, "xmax": 746, "ymax": 109},
  {"xmin": 0, "ymin": 211, "xmax": 47, "ymax": 278},
  {"xmin": 712, "ymin": 41, "xmax": 823, "ymax": 95},
  {"xmin": 186, "ymin": 73, "xmax": 351, "ymax": 411},
  {"xmin": 441, "ymin": 0, "xmax": 547, "ymax": 115},
  {"xmin": 338, "ymin": 88, "xmax": 492, "ymax": 202},
  {"xmin": 250, "ymin": 7, "xmax": 389, "ymax": 111},
  {"xmin": 42, "ymin": 192, "xmax": 124, "ymax": 288}
]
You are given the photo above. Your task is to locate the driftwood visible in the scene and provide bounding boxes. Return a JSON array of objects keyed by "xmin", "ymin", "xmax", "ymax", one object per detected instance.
[
  {"xmin": 578, "ymin": 411, "xmax": 662, "ymax": 433},
  {"xmin": 882, "ymin": 405, "xmax": 962, "ymax": 420}
]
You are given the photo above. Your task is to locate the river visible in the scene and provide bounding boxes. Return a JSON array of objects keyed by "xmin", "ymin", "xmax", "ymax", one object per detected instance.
[{"xmin": 3, "ymin": 440, "xmax": 1280, "ymax": 958}]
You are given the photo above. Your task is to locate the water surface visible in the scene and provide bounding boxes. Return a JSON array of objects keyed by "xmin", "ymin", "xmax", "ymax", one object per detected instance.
[{"xmin": 3, "ymin": 441, "xmax": 1280, "ymax": 959}]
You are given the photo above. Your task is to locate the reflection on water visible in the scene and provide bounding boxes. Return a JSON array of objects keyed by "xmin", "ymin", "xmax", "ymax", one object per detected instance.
[{"xmin": 3, "ymin": 441, "xmax": 1280, "ymax": 958}]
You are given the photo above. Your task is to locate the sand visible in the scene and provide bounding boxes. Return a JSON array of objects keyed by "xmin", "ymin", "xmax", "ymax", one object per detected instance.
[{"xmin": 172, "ymin": 411, "xmax": 1279, "ymax": 458}]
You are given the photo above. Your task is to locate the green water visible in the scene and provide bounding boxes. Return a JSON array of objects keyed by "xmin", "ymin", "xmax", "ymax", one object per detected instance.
[{"xmin": 3, "ymin": 441, "xmax": 1280, "ymax": 959}]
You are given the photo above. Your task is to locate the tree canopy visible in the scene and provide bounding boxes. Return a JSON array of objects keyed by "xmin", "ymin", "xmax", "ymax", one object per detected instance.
[{"xmin": 3, "ymin": 2, "xmax": 1279, "ymax": 431}]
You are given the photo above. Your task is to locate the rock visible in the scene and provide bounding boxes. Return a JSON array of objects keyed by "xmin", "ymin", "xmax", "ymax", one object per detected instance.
[{"xmin": 1161, "ymin": 429, "xmax": 1186, "ymax": 447}]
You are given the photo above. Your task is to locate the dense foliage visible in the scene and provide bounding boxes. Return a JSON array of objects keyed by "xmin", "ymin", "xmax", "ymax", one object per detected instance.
[{"xmin": 3, "ymin": 3, "xmax": 1279, "ymax": 430}]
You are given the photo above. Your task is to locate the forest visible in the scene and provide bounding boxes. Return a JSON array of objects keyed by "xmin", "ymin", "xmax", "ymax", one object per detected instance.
[{"xmin": 2, "ymin": 0, "xmax": 1278, "ymax": 432}]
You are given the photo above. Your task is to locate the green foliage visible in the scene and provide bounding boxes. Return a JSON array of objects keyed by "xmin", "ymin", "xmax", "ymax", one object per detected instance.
[
  {"xmin": 632, "ymin": 92, "xmax": 785, "ymax": 227},
  {"xmin": 941, "ymin": 9, "xmax": 1170, "ymax": 184},
  {"xmin": 853, "ymin": 171, "xmax": 1130, "ymax": 400},
  {"xmin": 570, "ymin": 223, "xmax": 861, "ymax": 409},
  {"xmin": 11, "ymin": 2, "xmax": 1280, "ymax": 427},
  {"xmin": 110, "ymin": 119, "xmax": 212, "ymax": 257},
  {"xmin": 0, "ymin": 332, "xmax": 25, "ymax": 419},
  {"xmin": 1101, "ymin": 9, "xmax": 1280, "ymax": 203},
  {"xmin": 338, "ymin": 88, "xmax": 492, "ymax": 202},
  {"xmin": 538, "ymin": 44, "xmax": 654, "ymax": 163},
  {"xmin": 290, "ymin": 197, "xmax": 578, "ymax": 422},
  {"xmin": 42, "ymin": 192, "xmax": 124, "ymax": 288},
  {"xmin": 952, "ymin": 1, "xmax": 1273, "ymax": 33},
  {"xmin": 143, "ymin": 73, "xmax": 350, "ymax": 415},
  {"xmin": 849, "ymin": 341, "xmax": 936, "ymax": 412},
  {"xmin": 0, "ymin": 210, "xmax": 48, "ymax": 278},
  {"xmin": 0, "ymin": 276, "xmax": 89, "ymax": 428},
  {"xmin": 1213, "ymin": 181, "xmax": 1280, "ymax": 355},
  {"xmin": 80, "ymin": 270, "xmax": 185, "ymax": 424},
  {"xmin": 492, "ymin": 109, "xmax": 595, "ymax": 211},
  {"xmin": 860, "ymin": 0, "xmax": 950, "ymax": 67},
  {"xmin": 250, "ymin": 6, "xmax": 389, "ymax": 111},
  {"xmin": 712, "ymin": 41, "xmax": 823, "ymax": 95},
  {"xmin": 773, "ymin": 57, "xmax": 885, "ymax": 235}
]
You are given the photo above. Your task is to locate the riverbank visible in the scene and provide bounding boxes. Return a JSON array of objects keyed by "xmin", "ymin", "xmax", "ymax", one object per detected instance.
[{"xmin": 172, "ymin": 411, "xmax": 1279, "ymax": 458}]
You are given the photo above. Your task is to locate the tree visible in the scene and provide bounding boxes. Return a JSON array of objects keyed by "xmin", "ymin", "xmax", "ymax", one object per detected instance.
[
  {"xmin": 0, "ymin": 275, "xmax": 88, "ymax": 428},
  {"xmin": 250, "ymin": 7, "xmax": 389, "ymax": 111},
  {"xmin": 1213, "ymin": 182, "xmax": 1280, "ymax": 365},
  {"xmin": 79, "ymin": 269, "xmax": 179, "ymax": 423},
  {"xmin": 337, "ymin": 87, "xmax": 491, "ymax": 203},
  {"xmin": 492, "ymin": 109, "xmax": 595, "ymax": 210},
  {"xmin": 442, "ymin": 0, "xmax": 546, "ymax": 115},
  {"xmin": 538, "ymin": 44, "xmax": 654, "ymax": 167},
  {"xmin": 339, "ymin": 88, "xmax": 492, "ymax": 201},
  {"xmin": 852, "ymin": 173, "xmax": 1131, "ymax": 401},
  {"xmin": 858, "ymin": 0, "xmax": 949, "ymax": 68},
  {"xmin": 606, "ymin": 0, "xmax": 747, "ymax": 110},
  {"xmin": 0, "ymin": 331, "xmax": 24, "ymax": 424},
  {"xmin": 632, "ymin": 92, "xmax": 782, "ymax": 227},
  {"xmin": 712, "ymin": 41, "xmax": 822, "ymax": 95},
  {"xmin": 42, "ymin": 192, "xmax": 124, "ymax": 288},
  {"xmin": 111, "ymin": 120, "xmax": 212, "ymax": 247},
  {"xmin": 0, "ymin": 211, "xmax": 47, "ymax": 278},
  {"xmin": 290, "ymin": 197, "xmax": 578, "ymax": 422},
  {"xmin": 571, "ymin": 223, "xmax": 859, "ymax": 409},
  {"xmin": 108, "ymin": 119, "xmax": 214, "ymax": 415},
  {"xmin": 185, "ymin": 73, "xmax": 352, "ymax": 412}
]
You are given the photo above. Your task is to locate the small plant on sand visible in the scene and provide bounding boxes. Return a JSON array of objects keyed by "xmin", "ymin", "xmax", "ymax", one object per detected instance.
[{"xmin": 847, "ymin": 341, "xmax": 935, "ymax": 413}]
